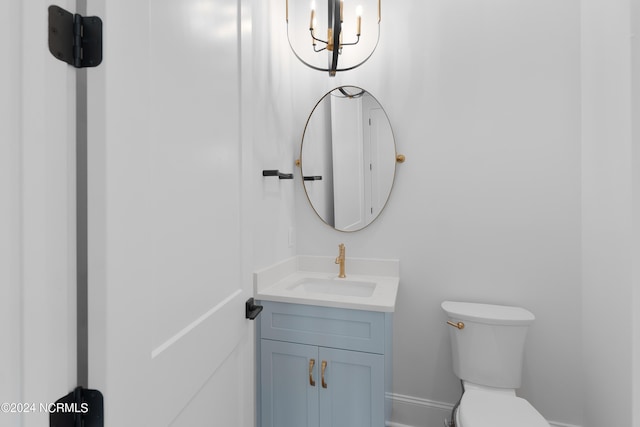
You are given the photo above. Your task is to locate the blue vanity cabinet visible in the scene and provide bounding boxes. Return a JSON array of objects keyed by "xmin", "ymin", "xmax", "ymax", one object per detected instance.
[
  {"xmin": 260, "ymin": 339, "xmax": 320, "ymax": 427},
  {"xmin": 259, "ymin": 301, "xmax": 392, "ymax": 427},
  {"xmin": 317, "ymin": 347, "xmax": 385, "ymax": 427}
]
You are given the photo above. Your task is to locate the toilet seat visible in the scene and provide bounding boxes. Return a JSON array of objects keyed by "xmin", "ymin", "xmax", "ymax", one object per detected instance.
[{"xmin": 457, "ymin": 390, "xmax": 550, "ymax": 427}]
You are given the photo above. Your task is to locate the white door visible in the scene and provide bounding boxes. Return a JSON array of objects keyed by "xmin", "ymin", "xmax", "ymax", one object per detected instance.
[
  {"xmin": 367, "ymin": 107, "xmax": 395, "ymax": 220},
  {"xmin": 86, "ymin": 1, "xmax": 254, "ymax": 426}
]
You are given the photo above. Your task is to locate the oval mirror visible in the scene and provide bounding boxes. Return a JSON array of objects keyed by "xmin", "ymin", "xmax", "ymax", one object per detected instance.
[{"xmin": 300, "ymin": 86, "xmax": 399, "ymax": 232}]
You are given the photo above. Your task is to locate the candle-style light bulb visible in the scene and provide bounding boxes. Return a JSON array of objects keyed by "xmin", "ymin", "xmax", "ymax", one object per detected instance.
[
  {"xmin": 311, "ymin": 17, "xmax": 317, "ymax": 45},
  {"xmin": 356, "ymin": 5, "xmax": 362, "ymax": 36},
  {"xmin": 310, "ymin": 1, "xmax": 316, "ymax": 30},
  {"xmin": 340, "ymin": 0, "xmax": 344, "ymax": 23}
]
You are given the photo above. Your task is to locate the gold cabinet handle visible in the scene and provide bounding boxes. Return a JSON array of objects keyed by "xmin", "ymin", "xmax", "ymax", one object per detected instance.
[
  {"xmin": 447, "ymin": 321, "xmax": 465, "ymax": 330},
  {"xmin": 309, "ymin": 359, "xmax": 316, "ymax": 387},
  {"xmin": 321, "ymin": 360, "xmax": 327, "ymax": 388}
]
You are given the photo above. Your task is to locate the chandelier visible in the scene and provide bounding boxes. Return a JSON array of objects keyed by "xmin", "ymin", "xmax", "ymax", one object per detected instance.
[{"xmin": 286, "ymin": 0, "xmax": 381, "ymax": 76}]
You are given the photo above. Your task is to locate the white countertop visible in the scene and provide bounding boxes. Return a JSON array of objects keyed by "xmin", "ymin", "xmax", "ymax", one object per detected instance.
[{"xmin": 254, "ymin": 255, "xmax": 399, "ymax": 312}]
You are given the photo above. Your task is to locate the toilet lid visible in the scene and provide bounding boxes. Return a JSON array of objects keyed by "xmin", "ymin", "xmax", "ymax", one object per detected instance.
[{"xmin": 458, "ymin": 390, "xmax": 550, "ymax": 427}]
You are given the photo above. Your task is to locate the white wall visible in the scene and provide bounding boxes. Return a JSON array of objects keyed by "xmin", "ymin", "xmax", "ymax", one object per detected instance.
[
  {"xmin": 297, "ymin": 1, "xmax": 582, "ymax": 425},
  {"xmin": 251, "ymin": 0, "xmax": 302, "ymax": 271},
  {"xmin": 632, "ymin": 1, "xmax": 640, "ymax": 422},
  {"xmin": 252, "ymin": 0, "xmax": 640, "ymax": 425},
  {"xmin": 301, "ymin": 98, "xmax": 335, "ymax": 224},
  {"xmin": 290, "ymin": 0, "xmax": 584, "ymax": 425},
  {"xmin": 581, "ymin": 0, "xmax": 635, "ymax": 426},
  {"xmin": 633, "ymin": 0, "xmax": 640, "ymax": 422}
]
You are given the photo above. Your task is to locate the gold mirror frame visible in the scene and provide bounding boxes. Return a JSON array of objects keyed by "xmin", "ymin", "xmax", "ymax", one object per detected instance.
[{"xmin": 297, "ymin": 86, "xmax": 404, "ymax": 232}]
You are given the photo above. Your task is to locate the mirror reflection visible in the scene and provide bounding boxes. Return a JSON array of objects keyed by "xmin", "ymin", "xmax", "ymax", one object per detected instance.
[{"xmin": 300, "ymin": 86, "xmax": 397, "ymax": 232}]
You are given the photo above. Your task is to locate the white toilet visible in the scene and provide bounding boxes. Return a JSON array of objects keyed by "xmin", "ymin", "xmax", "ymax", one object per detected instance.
[{"xmin": 441, "ymin": 301, "xmax": 550, "ymax": 427}]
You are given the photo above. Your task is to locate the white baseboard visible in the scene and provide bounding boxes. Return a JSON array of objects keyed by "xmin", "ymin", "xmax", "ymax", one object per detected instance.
[
  {"xmin": 385, "ymin": 392, "xmax": 453, "ymax": 427},
  {"xmin": 385, "ymin": 393, "xmax": 581, "ymax": 427}
]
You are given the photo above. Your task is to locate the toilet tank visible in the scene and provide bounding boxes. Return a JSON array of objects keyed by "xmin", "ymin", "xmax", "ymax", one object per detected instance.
[{"xmin": 441, "ymin": 301, "xmax": 535, "ymax": 389}]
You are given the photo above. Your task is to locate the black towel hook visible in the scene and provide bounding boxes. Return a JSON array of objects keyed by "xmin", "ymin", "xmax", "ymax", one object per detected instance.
[{"xmin": 262, "ymin": 170, "xmax": 293, "ymax": 179}]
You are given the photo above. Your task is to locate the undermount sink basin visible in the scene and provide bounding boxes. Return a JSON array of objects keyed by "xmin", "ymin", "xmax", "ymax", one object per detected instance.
[
  {"xmin": 288, "ymin": 277, "xmax": 376, "ymax": 297},
  {"xmin": 254, "ymin": 256, "xmax": 399, "ymax": 312}
]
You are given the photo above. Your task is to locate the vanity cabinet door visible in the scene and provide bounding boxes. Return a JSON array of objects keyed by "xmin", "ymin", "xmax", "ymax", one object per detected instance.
[
  {"xmin": 318, "ymin": 347, "xmax": 385, "ymax": 427},
  {"xmin": 261, "ymin": 339, "xmax": 319, "ymax": 427}
]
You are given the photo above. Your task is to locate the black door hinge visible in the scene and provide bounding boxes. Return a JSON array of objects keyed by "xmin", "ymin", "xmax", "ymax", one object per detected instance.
[
  {"xmin": 246, "ymin": 298, "xmax": 264, "ymax": 320},
  {"xmin": 48, "ymin": 5, "xmax": 102, "ymax": 68},
  {"xmin": 49, "ymin": 386, "xmax": 103, "ymax": 427}
]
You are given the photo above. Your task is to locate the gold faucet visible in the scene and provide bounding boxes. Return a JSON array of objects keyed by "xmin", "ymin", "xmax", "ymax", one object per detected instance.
[{"xmin": 335, "ymin": 243, "xmax": 346, "ymax": 278}]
